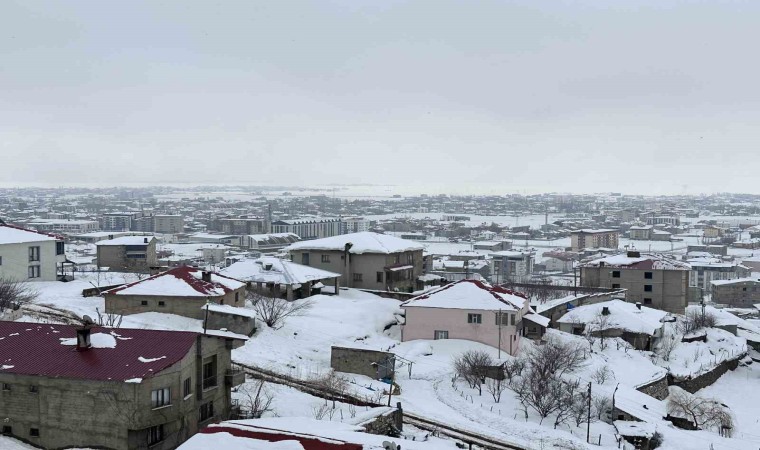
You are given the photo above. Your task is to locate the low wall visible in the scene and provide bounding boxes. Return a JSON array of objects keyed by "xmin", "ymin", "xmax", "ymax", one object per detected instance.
[
  {"xmin": 331, "ymin": 346, "xmax": 395, "ymax": 379},
  {"xmin": 636, "ymin": 375, "xmax": 669, "ymax": 400},
  {"xmin": 668, "ymin": 356, "xmax": 743, "ymax": 393}
]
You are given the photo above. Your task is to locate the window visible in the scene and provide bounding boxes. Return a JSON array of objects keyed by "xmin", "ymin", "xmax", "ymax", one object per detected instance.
[
  {"xmin": 29, "ymin": 428, "xmax": 39, "ymax": 438},
  {"xmin": 644, "ymin": 298, "xmax": 653, "ymax": 305},
  {"xmin": 29, "ymin": 246, "xmax": 40, "ymax": 262},
  {"xmin": 147, "ymin": 425, "xmax": 164, "ymax": 446},
  {"xmin": 467, "ymin": 313, "xmax": 482, "ymax": 324},
  {"xmin": 353, "ymin": 273, "xmax": 363, "ymax": 282},
  {"xmin": 612, "ymin": 271, "xmax": 621, "ymax": 278},
  {"xmin": 158, "ymin": 301, "xmax": 165, "ymax": 307},
  {"xmin": 29, "ymin": 385, "xmax": 38, "ymax": 394},
  {"xmin": 644, "ymin": 272, "xmax": 653, "ymax": 279},
  {"xmin": 56, "ymin": 241, "xmax": 65, "ymax": 255},
  {"xmin": 496, "ymin": 313, "xmax": 509, "ymax": 326},
  {"xmin": 141, "ymin": 300, "xmax": 148, "ymax": 306},
  {"xmin": 301, "ymin": 253, "xmax": 310, "ymax": 266},
  {"xmin": 202, "ymin": 357, "xmax": 217, "ymax": 389},
  {"xmin": 28, "ymin": 266, "xmax": 40, "ymax": 279},
  {"xmin": 510, "ymin": 314, "xmax": 516, "ymax": 326},
  {"xmin": 376, "ymin": 272, "xmax": 384, "ymax": 283},
  {"xmin": 0, "ymin": 256, "xmax": 3, "ymax": 266},
  {"xmin": 434, "ymin": 330, "xmax": 449, "ymax": 340},
  {"xmin": 199, "ymin": 401, "xmax": 215, "ymax": 422},
  {"xmin": 151, "ymin": 387, "xmax": 171, "ymax": 408},
  {"xmin": 2, "ymin": 426, "xmax": 11, "ymax": 435},
  {"xmin": 183, "ymin": 377, "xmax": 192, "ymax": 398},
  {"xmin": 321, "ymin": 254, "xmax": 330, "ymax": 263},
  {"xmin": 2, "ymin": 383, "xmax": 10, "ymax": 391},
  {"xmin": 644, "ymin": 285, "xmax": 653, "ymax": 292},
  {"xmin": 612, "ymin": 283, "xmax": 620, "ymax": 289},
  {"xmin": 235, "ymin": 292, "xmax": 239, "ymax": 303}
]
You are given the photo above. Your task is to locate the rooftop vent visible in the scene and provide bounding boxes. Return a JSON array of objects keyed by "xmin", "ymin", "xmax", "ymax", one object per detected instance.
[
  {"xmin": 201, "ymin": 271, "xmax": 211, "ymax": 282},
  {"xmin": 144, "ymin": 237, "xmax": 149, "ymax": 243},
  {"xmin": 635, "ymin": 302, "xmax": 642, "ymax": 310},
  {"xmin": 263, "ymin": 263, "xmax": 273, "ymax": 271},
  {"xmin": 627, "ymin": 251, "xmax": 641, "ymax": 258},
  {"xmin": 602, "ymin": 306, "xmax": 610, "ymax": 316},
  {"xmin": 76, "ymin": 315, "xmax": 95, "ymax": 351}
]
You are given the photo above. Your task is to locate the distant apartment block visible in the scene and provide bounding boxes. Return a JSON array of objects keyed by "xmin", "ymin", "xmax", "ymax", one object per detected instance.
[
  {"xmin": 645, "ymin": 215, "xmax": 680, "ymax": 226},
  {"xmin": 0, "ymin": 223, "xmax": 66, "ymax": 282},
  {"xmin": 244, "ymin": 233, "xmax": 300, "ymax": 252},
  {"xmin": 96, "ymin": 235, "xmax": 157, "ymax": 272},
  {"xmin": 580, "ymin": 251, "xmax": 690, "ymax": 314},
  {"xmin": 570, "ymin": 229, "xmax": 619, "ymax": 251},
  {"xmin": 343, "ymin": 217, "xmax": 370, "ymax": 233},
  {"xmin": 710, "ymin": 278, "xmax": 760, "ymax": 307},
  {"xmin": 153, "ymin": 215, "xmax": 185, "ymax": 234},
  {"xmin": 490, "ymin": 250, "xmax": 534, "ymax": 283},
  {"xmin": 688, "ymin": 260, "xmax": 751, "ymax": 292},
  {"xmin": 272, "ymin": 218, "xmax": 343, "ymax": 240},
  {"xmin": 101, "ymin": 211, "xmax": 142, "ymax": 231},
  {"xmin": 210, "ymin": 217, "xmax": 268, "ymax": 235},
  {"xmin": 25, "ymin": 218, "xmax": 100, "ymax": 234}
]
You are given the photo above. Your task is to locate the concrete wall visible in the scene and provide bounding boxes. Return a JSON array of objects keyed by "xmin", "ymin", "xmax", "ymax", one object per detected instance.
[
  {"xmin": 636, "ymin": 375, "xmax": 669, "ymax": 400},
  {"xmin": 0, "ymin": 240, "xmax": 62, "ymax": 282},
  {"xmin": 105, "ymin": 287, "xmax": 245, "ymax": 320},
  {"xmin": 330, "ymin": 346, "xmax": 395, "ymax": 379},
  {"xmin": 582, "ymin": 266, "xmax": 688, "ymax": 314},
  {"xmin": 289, "ymin": 249, "xmax": 423, "ymax": 292},
  {"xmin": 206, "ymin": 310, "xmax": 256, "ymax": 336},
  {"xmin": 97, "ymin": 240, "xmax": 158, "ymax": 273},
  {"xmin": 668, "ymin": 356, "xmax": 743, "ymax": 393},
  {"xmin": 711, "ymin": 281, "xmax": 760, "ymax": 307},
  {"xmin": 0, "ymin": 335, "xmax": 235, "ymax": 450},
  {"xmin": 402, "ymin": 306, "xmax": 526, "ymax": 356}
]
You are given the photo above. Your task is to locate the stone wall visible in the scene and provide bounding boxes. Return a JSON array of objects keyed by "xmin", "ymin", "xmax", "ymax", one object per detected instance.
[
  {"xmin": 669, "ymin": 356, "xmax": 743, "ymax": 393},
  {"xmin": 330, "ymin": 346, "xmax": 395, "ymax": 379},
  {"xmin": 636, "ymin": 375, "xmax": 669, "ymax": 400}
]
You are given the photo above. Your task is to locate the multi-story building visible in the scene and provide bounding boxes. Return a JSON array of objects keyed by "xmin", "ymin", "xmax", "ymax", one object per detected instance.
[
  {"xmin": 628, "ymin": 225, "xmax": 653, "ymax": 240},
  {"xmin": 153, "ymin": 215, "xmax": 185, "ymax": 234},
  {"xmin": 570, "ymin": 229, "xmax": 619, "ymax": 251},
  {"xmin": 0, "ymin": 223, "xmax": 66, "ymax": 282},
  {"xmin": 272, "ymin": 218, "xmax": 343, "ymax": 240},
  {"xmin": 243, "ymin": 233, "xmax": 300, "ymax": 252},
  {"xmin": 710, "ymin": 278, "xmax": 760, "ymax": 307},
  {"xmin": 96, "ymin": 236, "xmax": 158, "ymax": 272},
  {"xmin": 580, "ymin": 251, "xmax": 690, "ymax": 314},
  {"xmin": 644, "ymin": 215, "xmax": 680, "ymax": 226},
  {"xmin": 0, "ymin": 321, "xmax": 244, "ymax": 450},
  {"xmin": 25, "ymin": 219, "xmax": 100, "ymax": 234},
  {"xmin": 342, "ymin": 217, "xmax": 370, "ymax": 234},
  {"xmin": 687, "ymin": 259, "xmax": 751, "ymax": 292},
  {"xmin": 210, "ymin": 218, "xmax": 268, "ymax": 236},
  {"xmin": 102, "ymin": 212, "xmax": 143, "ymax": 232},
  {"xmin": 490, "ymin": 250, "xmax": 534, "ymax": 283},
  {"xmin": 286, "ymin": 232, "xmax": 423, "ymax": 292}
]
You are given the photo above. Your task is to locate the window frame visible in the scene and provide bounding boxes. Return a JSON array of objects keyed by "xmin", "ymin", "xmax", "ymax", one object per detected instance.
[
  {"xmin": 147, "ymin": 424, "xmax": 164, "ymax": 447},
  {"xmin": 28, "ymin": 265, "xmax": 41, "ymax": 279},
  {"xmin": 376, "ymin": 272, "xmax": 384, "ymax": 283},
  {"xmin": 352, "ymin": 273, "xmax": 363, "ymax": 282},
  {"xmin": 199, "ymin": 401, "xmax": 215, "ymax": 422},
  {"xmin": 467, "ymin": 313, "xmax": 482, "ymax": 324},
  {"xmin": 644, "ymin": 284, "xmax": 653, "ymax": 292},
  {"xmin": 611, "ymin": 270, "xmax": 621, "ymax": 278},
  {"xmin": 29, "ymin": 428, "xmax": 40, "ymax": 438},
  {"xmin": 320, "ymin": 254, "xmax": 330, "ymax": 263},
  {"xmin": 151, "ymin": 387, "xmax": 172, "ymax": 409},
  {"xmin": 644, "ymin": 272, "xmax": 653, "ymax": 279},
  {"xmin": 434, "ymin": 330, "xmax": 449, "ymax": 340},
  {"xmin": 183, "ymin": 377, "xmax": 192, "ymax": 399},
  {"xmin": 29, "ymin": 246, "xmax": 40, "ymax": 262}
]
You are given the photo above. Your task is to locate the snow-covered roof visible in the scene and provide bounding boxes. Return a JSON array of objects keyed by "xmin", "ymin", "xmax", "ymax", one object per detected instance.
[
  {"xmin": 523, "ymin": 313, "xmax": 550, "ymax": 328},
  {"xmin": 710, "ymin": 277, "xmax": 760, "ymax": 286},
  {"xmin": 402, "ymin": 279, "xmax": 527, "ymax": 311},
  {"xmin": 0, "ymin": 224, "xmax": 59, "ymax": 244},
  {"xmin": 286, "ymin": 232, "xmax": 423, "ymax": 254},
  {"xmin": 571, "ymin": 229, "xmax": 617, "ymax": 234},
  {"xmin": 221, "ymin": 257, "xmax": 340, "ymax": 285},
  {"xmin": 582, "ymin": 253, "xmax": 690, "ymax": 270},
  {"xmin": 96, "ymin": 235, "xmax": 155, "ymax": 246},
  {"xmin": 557, "ymin": 299, "xmax": 667, "ymax": 335},
  {"xmin": 202, "ymin": 303, "xmax": 257, "ymax": 319},
  {"xmin": 106, "ymin": 266, "xmax": 245, "ymax": 297},
  {"xmin": 614, "ymin": 421, "xmax": 656, "ymax": 438},
  {"xmin": 247, "ymin": 233, "xmax": 300, "ymax": 244}
]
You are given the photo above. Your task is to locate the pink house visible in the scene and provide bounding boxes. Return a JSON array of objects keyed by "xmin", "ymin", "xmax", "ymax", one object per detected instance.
[{"xmin": 401, "ymin": 279, "xmax": 536, "ymax": 356}]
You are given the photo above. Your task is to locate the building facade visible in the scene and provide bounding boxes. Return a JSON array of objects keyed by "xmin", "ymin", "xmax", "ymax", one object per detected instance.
[
  {"xmin": 490, "ymin": 251, "xmax": 535, "ymax": 283},
  {"xmin": 272, "ymin": 218, "xmax": 343, "ymax": 240},
  {"xmin": 710, "ymin": 278, "xmax": 760, "ymax": 307},
  {"xmin": 97, "ymin": 236, "xmax": 158, "ymax": 272},
  {"xmin": 0, "ymin": 224, "xmax": 66, "ymax": 282},
  {"xmin": 570, "ymin": 229, "xmax": 619, "ymax": 251}
]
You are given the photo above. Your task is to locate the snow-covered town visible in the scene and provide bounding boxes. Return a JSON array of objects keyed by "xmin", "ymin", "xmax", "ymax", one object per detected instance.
[{"xmin": 3, "ymin": 2, "xmax": 760, "ymax": 450}]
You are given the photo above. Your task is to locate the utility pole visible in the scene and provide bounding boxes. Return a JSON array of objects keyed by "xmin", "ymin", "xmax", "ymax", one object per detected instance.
[
  {"xmin": 586, "ymin": 382, "xmax": 592, "ymax": 443},
  {"xmin": 497, "ymin": 309, "xmax": 503, "ymax": 359}
]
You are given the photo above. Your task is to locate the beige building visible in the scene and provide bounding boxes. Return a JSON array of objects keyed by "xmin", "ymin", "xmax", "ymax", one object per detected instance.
[
  {"xmin": 570, "ymin": 229, "xmax": 619, "ymax": 251},
  {"xmin": 580, "ymin": 252, "xmax": 690, "ymax": 314},
  {"xmin": 97, "ymin": 236, "xmax": 158, "ymax": 272},
  {"xmin": 0, "ymin": 321, "xmax": 245, "ymax": 450},
  {"xmin": 153, "ymin": 215, "xmax": 185, "ymax": 234},
  {"xmin": 0, "ymin": 223, "xmax": 66, "ymax": 282},
  {"xmin": 104, "ymin": 266, "xmax": 246, "ymax": 320},
  {"xmin": 286, "ymin": 232, "xmax": 423, "ymax": 292}
]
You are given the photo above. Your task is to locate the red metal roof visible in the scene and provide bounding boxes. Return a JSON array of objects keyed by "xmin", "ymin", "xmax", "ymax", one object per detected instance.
[
  {"xmin": 201, "ymin": 424, "xmax": 363, "ymax": 450},
  {"xmin": 0, "ymin": 322, "xmax": 198, "ymax": 382},
  {"xmin": 105, "ymin": 265, "xmax": 243, "ymax": 296}
]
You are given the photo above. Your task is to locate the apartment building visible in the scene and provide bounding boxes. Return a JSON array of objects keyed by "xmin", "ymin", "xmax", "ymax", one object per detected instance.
[
  {"xmin": 710, "ymin": 278, "xmax": 760, "ymax": 307},
  {"xmin": 286, "ymin": 232, "xmax": 423, "ymax": 292},
  {"xmin": 96, "ymin": 236, "xmax": 158, "ymax": 272},
  {"xmin": 490, "ymin": 250, "xmax": 534, "ymax": 283},
  {"xmin": 0, "ymin": 223, "xmax": 66, "ymax": 282},
  {"xmin": 570, "ymin": 229, "xmax": 619, "ymax": 251},
  {"xmin": 210, "ymin": 218, "xmax": 268, "ymax": 235},
  {"xmin": 102, "ymin": 212, "xmax": 144, "ymax": 232},
  {"xmin": 0, "ymin": 321, "xmax": 244, "ymax": 450},
  {"xmin": 687, "ymin": 260, "xmax": 751, "ymax": 292},
  {"xmin": 580, "ymin": 251, "xmax": 690, "ymax": 314},
  {"xmin": 25, "ymin": 218, "xmax": 100, "ymax": 234},
  {"xmin": 342, "ymin": 217, "xmax": 370, "ymax": 233},
  {"xmin": 272, "ymin": 218, "xmax": 343, "ymax": 240},
  {"xmin": 153, "ymin": 215, "xmax": 185, "ymax": 234}
]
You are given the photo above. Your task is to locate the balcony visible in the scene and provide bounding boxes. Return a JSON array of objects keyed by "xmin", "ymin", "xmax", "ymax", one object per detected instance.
[
  {"xmin": 202, "ymin": 376, "xmax": 217, "ymax": 390},
  {"xmin": 225, "ymin": 367, "xmax": 246, "ymax": 387}
]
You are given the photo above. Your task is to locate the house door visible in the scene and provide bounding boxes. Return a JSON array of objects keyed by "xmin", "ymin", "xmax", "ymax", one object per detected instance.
[{"xmin": 434, "ymin": 330, "xmax": 449, "ymax": 340}]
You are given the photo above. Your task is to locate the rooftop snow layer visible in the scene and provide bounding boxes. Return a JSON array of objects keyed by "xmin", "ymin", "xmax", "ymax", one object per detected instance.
[
  {"xmin": 582, "ymin": 253, "xmax": 690, "ymax": 270},
  {"xmin": 0, "ymin": 224, "xmax": 59, "ymax": 244},
  {"xmin": 557, "ymin": 299, "xmax": 667, "ymax": 335},
  {"xmin": 402, "ymin": 279, "xmax": 526, "ymax": 311},
  {"xmin": 286, "ymin": 232, "xmax": 423, "ymax": 254},
  {"xmin": 96, "ymin": 235, "xmax": 155, "ymax": 246},
  {"xmin": 222, "ymin": 257, "xmax": 340, "ymax": 285},
  {"xmin": 106, "ymin": 266, "xmax": 245, "ymax": 297}
]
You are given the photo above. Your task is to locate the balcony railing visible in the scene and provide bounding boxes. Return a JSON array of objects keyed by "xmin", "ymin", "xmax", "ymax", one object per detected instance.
[{"xmin": 202, "ymin": 376, "xmax": 217, "ymax": 390}]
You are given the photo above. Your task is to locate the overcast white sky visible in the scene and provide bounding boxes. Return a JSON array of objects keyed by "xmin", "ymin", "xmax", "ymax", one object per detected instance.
[{"xmin": 1, "ymin": 1, "xmax": 758, "ymax": 195}]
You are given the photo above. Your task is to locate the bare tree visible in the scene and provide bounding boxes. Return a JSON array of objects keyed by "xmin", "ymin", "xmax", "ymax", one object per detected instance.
[
  {"xmin": 523, "ymin": 337, "xmax": 586, "ymax": 380},
  {"xmin": 0, "ymin": 276, "xmax": 37, "ymax": 313},
  {"xmin": 589, "ymin": 311, "xmax": 614, "ymax": 350},
  {"xmin": 95, "ymin": 307, "xmax": 122, "ymax": 328},
  {"xmin": 571, "ymin": 387, "xmax": 593, "ymax": 427},
  {"xmin": 668, "ymin": 388, "xmax": 734, "ymax": 436},
  {"xmin": 591, "ymin": 365, "xmax": 614, "ymax": 385},
  {"xmin": 453, "ymin": 350, "xmax": 494, "ymax": 396},
  {"xmin": 677, "ymin": 310, "xmax": 718, "ymax": 335},
  {"xmin": 236, "ymin": 380, "xmax": 274, "ymax": 419},
  {"xmin": 503, "ymin": 358, "xmax": 525, "ymax": 382},
  {"xmin": 510, "ymin": 369, "xmax": 565, "ymax": 424},
  {"xmin": 593, "ymin": 396, "xmax": 612, "ymax": 421},
  {"xmin": 249, "ymin": 291, "xmax": 313, "ymax": 328},
  {"xmin": 656, "ymin": 334, "xmax": 679, "ymax": 361},
  {"xmin": 552, "ymin": 379, "xmax": 582, "ymax": 429},
  {"xmin": 485, "ymin": 377, "xmax": 507, "ymax": 403}
]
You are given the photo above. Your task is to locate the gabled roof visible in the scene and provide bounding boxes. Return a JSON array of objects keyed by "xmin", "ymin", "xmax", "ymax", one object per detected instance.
[
  {"xmin": 105, "ymin": 266, "xmax": 245, "ymax": 297},
  {"xmin": 557, "ymin": 299, "xmax": 667, "ymax": 335},
  {"xmin": 96, "ymin": 235, "xmax": 155, "ymax": 246},
  {"xmin": 286, "ymin": 232, "xmax": 423, "ymax": 255},
  {"xmin": 221, "ymin": 257, "xmax": 340, "ymax": 285},
  {"xmin": 0, "ymin": 322, "xmax": 197, "ymax": 382},
  {"xmin": 0, "ymin": 223, "xmax": 61, "ymax": 244},
  {"xmin": 582, "ymin": 253, "xmax": 690, "ymax": 270},
  {"xmin": 402, "ymin": 279, "xmax": 527, "ymax": 311}
]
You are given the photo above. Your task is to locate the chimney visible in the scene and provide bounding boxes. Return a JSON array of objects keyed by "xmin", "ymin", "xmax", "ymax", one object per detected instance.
[
  {"xmin": 201, "ymin": 271, "xmax": 211, "ymax": 282},
  {"xmin": 602, "ymin": 306, "xmax": 610, "ymax": 316},
  {"xmin": 635, "ymin": 302, "xmax": 642, "ymax": 310},
  {"xmin": 108, "ymin": 234, "xmax": 114, "ymax": 240},
  {"xmin": 627, "ymin": 250, "xmax": 641, "ymax": 257},
  {"xmin": 76, "ymin": 325, "xmax": 92, "ymax": 351},
  {"xmin": 144, "ymin": 237, "xmax": 148, "ymax": 243},
  {"xmin": 263, "ymin": 263, "xmax": 273, "ymax": 271}
]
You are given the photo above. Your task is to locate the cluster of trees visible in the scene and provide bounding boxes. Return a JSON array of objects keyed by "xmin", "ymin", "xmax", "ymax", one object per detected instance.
[
  {"xmin": 0, "ymin": 276, "xmax": 36, "ymax": 314},
  {"xmin": 453, "ymin": 339, "xmax": 612, "ymax": 429},
  {"xmin": 668, "ymin": 387, "xmax": 734, "ymax": 437},
  {"xmin": 247, "ymin": 290, "xmax": 314, "ymax": 328}
]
